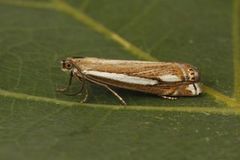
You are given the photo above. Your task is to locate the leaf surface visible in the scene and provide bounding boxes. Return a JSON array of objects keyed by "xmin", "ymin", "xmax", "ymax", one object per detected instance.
[{"xmin": 0, "ymin": 0, "xmax": 240, "ymax": 159}]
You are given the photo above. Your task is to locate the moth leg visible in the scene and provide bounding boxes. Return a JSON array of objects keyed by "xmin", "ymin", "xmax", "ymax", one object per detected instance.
[
  {"xmin": 63, "ymin": 77, "xmax": 85, "ymax": 96},
  {"xmin": 76, "ymin": 77, "xmax": 89, "ymax": 103},
  {"xmin": 80, "ymin": 87, "xmax": 89, "ymax": 103},
  {"xmin": 161, "ymin": 96, "xmax": 177, "ymax": 100},
  {"xmin": 56, "ymin": 71, "xmax": 73, "ymax": 92},
  {"xmin": 85, "ymin": 77, "xmax": 127, "ymax": 105}
]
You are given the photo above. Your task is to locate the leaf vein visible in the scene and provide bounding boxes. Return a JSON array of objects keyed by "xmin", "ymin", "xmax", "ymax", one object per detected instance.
[{"xmin": 233, "ymin": 0, "xmax": 240, "ymax": 101}]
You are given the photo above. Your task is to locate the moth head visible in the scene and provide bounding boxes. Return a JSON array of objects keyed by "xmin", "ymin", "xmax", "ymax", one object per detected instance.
[
  {"xmin": 61, "ymin": 59, "xmax": 74, "ymax": 72},
  {"xmin": 186, "ymin": 65, "xmax": 200, "ymax": 82}
]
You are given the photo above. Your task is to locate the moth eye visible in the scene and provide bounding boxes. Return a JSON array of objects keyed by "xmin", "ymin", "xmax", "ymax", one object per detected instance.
[{"xmin": 65, "ymin": 63, "xmax": 72, "ymax": 69}]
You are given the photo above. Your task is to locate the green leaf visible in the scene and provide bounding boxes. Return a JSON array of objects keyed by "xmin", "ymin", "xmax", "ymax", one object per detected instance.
[{"xmin": 0, "ymin": 0, "xmax": 240, "ymax": 159}]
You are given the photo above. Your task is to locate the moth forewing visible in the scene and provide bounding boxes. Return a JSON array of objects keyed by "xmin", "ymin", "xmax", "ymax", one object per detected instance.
[
  {"xmin": 71, "ymin": 57, "xmax": 200, "ymax": 83},
  {"xmin": 59, "ymin": 57, "xmax": 202, "ymax": 104}
]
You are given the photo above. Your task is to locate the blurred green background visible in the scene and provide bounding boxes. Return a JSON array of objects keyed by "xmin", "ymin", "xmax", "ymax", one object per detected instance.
[{"xmin": 0, "ymin": 0, "xmax": 240, "ymax": 159}]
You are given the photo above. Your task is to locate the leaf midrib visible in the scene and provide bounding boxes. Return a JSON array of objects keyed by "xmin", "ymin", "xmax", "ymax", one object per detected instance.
[{"xmin": 1, "ymin": 88, "xmax": 240, "ymax": 116}]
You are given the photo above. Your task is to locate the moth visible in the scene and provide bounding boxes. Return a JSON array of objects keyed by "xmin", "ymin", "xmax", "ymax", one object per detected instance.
[{"xmin": 57, "ymin": 57, "xmax": 202, "ymax": 105}]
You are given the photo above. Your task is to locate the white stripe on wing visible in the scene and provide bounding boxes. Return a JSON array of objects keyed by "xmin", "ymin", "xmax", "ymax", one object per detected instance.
[{"xmin": 83, "ymin": 70, "xmax": 158, "ymax": 85}]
